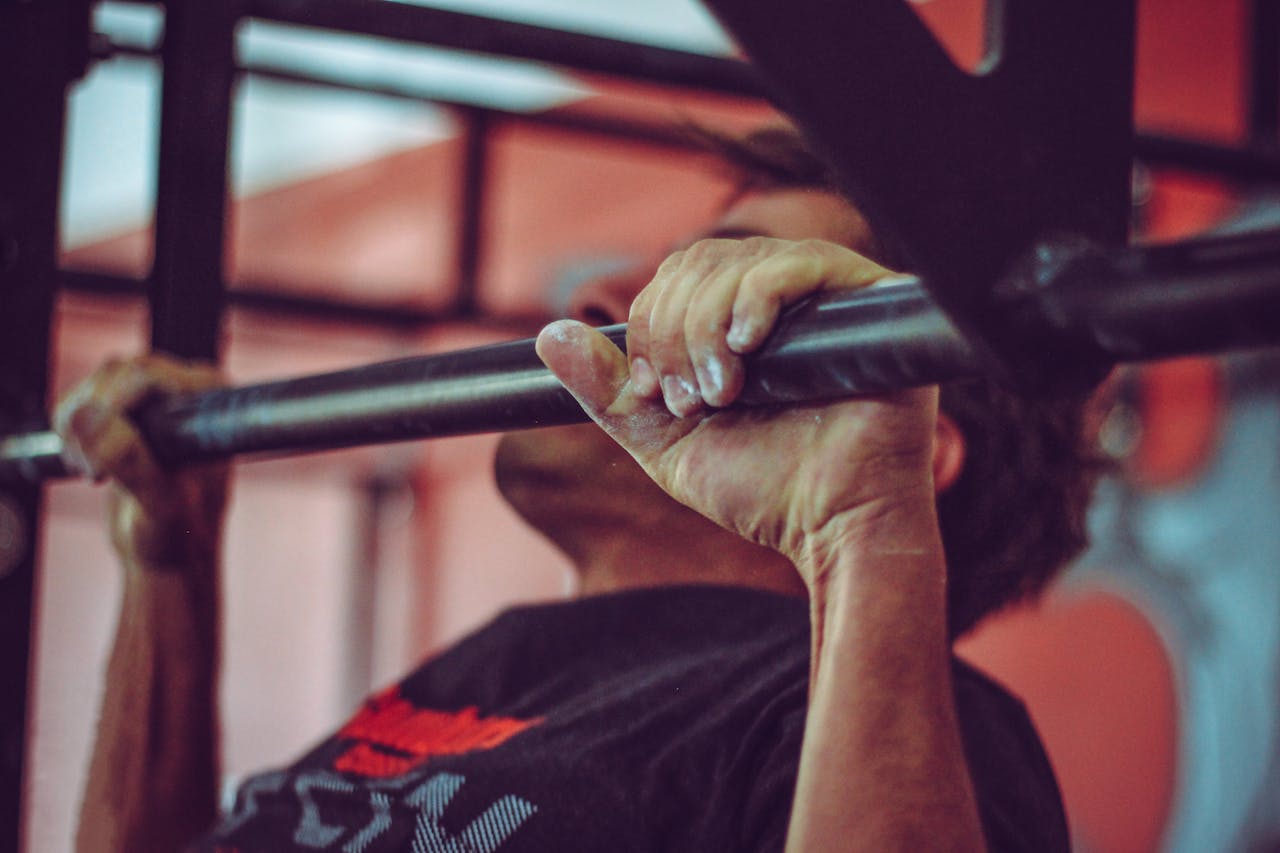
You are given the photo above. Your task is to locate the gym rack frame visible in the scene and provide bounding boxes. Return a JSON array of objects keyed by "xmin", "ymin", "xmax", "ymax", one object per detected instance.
[{"xmin": 4, "ymin": 2, "xmax": 1280, "ymax": 849}]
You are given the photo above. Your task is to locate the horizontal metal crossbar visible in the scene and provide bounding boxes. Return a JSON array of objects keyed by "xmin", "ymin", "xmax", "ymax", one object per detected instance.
[{"xmin": 10, "ymin": 228, "xmax": 1280, "ymax": 483}]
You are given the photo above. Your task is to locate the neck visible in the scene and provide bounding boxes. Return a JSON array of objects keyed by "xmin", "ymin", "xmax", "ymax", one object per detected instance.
[
  {"xmin": 494, "ymin": 427, "xmax": 805, "ymax": 600},
  {"xmin": 568, "ymin": 506, "xmax": 806, "ymax": 599}
]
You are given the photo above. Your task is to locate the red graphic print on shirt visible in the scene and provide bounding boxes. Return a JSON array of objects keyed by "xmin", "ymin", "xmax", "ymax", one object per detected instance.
[{"xmin": 332, "ymin": 686, "xmax": 542, "ymax": 778}]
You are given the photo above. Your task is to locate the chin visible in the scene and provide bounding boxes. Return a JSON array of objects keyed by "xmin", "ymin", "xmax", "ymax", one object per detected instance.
[
  {"xmin": 493, "ymin": 422, "xmax": 660, "ymax": 523},
  {"xmin": 496, "ymin": 423, "xmax": 624, "ymax": 498},
  {"xmin": 496, "ymin": 422, "xmax": 613, "ymax": 472}
]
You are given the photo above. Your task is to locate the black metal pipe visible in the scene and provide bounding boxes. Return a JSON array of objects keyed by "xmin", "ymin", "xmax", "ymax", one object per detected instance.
[
  {"xmin": 0, "ymin": 0, "xmax": 92, "ymax": 843},
  {"xmin": 0, "ymin": 280, "xmax": 977, "ymax": 481},
  {"xmin": 1044, "ymin": 229, "xmax": 1280, "ymax": 361},
  {"xmin": 149, "ymin": 0, "xmax": 237, "ymax": 360},
  {"xmin": 96, "ymin": 40, "xmax": 1280, "ymax": 188},
  {"xmin": 1250, "ymin": 0, "xmax": 1280, "ymax": 146},
  {"xmin": 59, "ymin": 268, "xmax": 548, "ymax": 334},
  {"xmin": 245, "ymin": 0, "xmax": 765, "ymax": 98},
  {"xmin": 10, "ymin": 229, "xmax": 1280, "ymax": 484},
  {"xmin": 1135, "ymin": 132, "xmax": 1280, "ymax": 182},
  {"xmin": 97, "ymin": 41, "xmax": 714, "ymax": 153},
  {"xmin": 454, "ymin": 110, "xmax": 490, "ymax": 317}
]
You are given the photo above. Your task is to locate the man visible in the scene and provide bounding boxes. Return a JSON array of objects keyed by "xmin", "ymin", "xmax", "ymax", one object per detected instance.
[{"xmin": 57, "ymin": 128, "xmax": 1097, "ymax": 851}]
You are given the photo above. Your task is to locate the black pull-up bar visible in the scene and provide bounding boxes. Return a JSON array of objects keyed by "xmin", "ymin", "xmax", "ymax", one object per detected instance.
[
  {"xmin": 0, "ymin": 278, "xmax": 975, "ymax": 482},
  {"xmin": 4, "ymin": 229, "xmax": 1280, "ymax": 484}
]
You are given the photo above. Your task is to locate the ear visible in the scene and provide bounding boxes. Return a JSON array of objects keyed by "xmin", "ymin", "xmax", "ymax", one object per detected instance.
[{"xmin": 933, "ymin": 412, "xmax": 966, "ymax": 494}]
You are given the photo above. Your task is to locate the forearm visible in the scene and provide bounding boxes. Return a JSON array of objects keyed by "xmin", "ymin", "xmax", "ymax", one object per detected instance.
[
  {"xmin": 786, "ymin": 497, "xmax": 984, "ymax": 852},
  {"xmin": 76, "ymin": 558, "xmax": 221, "ymax": 853}
]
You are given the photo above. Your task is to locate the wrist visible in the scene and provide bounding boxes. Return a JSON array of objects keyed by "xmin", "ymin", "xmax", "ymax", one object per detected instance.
[
  {"xmin": 797, "ymin": 486, "xmax": 943, "ymax": 588},
  {"xmin": 112, "ymin": 491, "xmax": 226, "ymax": 574},
  {"xmin": 119, "ymin": 538, "xmax": 223, "ymax": 577},
  {"xmin": 797, "ymin": 487, "xmax": 950, "ymax": 653}
]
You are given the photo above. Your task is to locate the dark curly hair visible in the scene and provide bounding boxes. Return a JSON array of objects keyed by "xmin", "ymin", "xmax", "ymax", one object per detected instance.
[{"xmin": 700, "ymin": 124, "xmax": 1106, "ymax": 637}]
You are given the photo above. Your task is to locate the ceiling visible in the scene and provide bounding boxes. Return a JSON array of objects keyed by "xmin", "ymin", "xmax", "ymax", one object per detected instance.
[{"xmin": 61, "ymin": 0, "xmax": 738, "ymax": 248}]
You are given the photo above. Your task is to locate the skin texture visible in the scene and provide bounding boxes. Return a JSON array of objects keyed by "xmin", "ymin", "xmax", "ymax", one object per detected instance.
[
  {"xmin": 54, "ymin": 354, "xmax": 227, "ymax": 853},
  {"xmin": 61, "ymin": 188, "xmax": 981, "ymax": 851},
  {"xmin": 533, "ymin": 203, "xmax": 982, "ymax": 851}
]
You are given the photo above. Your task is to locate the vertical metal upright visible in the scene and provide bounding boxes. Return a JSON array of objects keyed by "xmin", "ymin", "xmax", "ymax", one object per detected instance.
[
  {"xmin": 0, "ymin": 1, "xmax": 91, "ymax": 849},
  {"xmin": 150, "ymin": 0, "xmax": 240, "ymax": 361},
  {"xmin": 1250, "ymin": 0, "xmax": 1280, "ymax": 146},
  {"xmin": 454, "ymin": 108, "xmax": 491, "ymax": 319},
  {"xmin": 0, "ymin": 0, "xmax": 235, "ymax": 845}
]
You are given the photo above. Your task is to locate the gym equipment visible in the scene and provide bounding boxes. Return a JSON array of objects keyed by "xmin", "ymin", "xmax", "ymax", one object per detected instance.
[{"xmin": 5, "ymin": 227, "xmax": 1280, "ymax": 483}]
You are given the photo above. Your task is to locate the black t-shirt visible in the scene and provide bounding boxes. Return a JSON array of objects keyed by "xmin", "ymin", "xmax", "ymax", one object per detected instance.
[{"xmin": 195, "ymin": 585, "xmax": 1068, "ymax": 852}]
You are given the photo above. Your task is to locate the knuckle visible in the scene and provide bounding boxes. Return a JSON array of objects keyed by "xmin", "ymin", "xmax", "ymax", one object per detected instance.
[
  {"xmin": 739, "ymin": 265, "xmax": 772, "ymax": 298},
  {"xmin": 684, "ymin": 239, "xmax": 714, "ymax": 258},
  {"xmin": 627, "ymin": 295, "xmax": 653, "ymax": 333},
  {"xmin": 683, "ymin": 238, "xmax": 732, "ymax": 262},
  {"xmin": 653, "ymin": 250, "xmax": 685, "ymax": 278}
]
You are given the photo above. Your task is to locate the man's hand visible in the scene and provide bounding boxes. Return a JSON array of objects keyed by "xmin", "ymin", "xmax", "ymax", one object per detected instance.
[
  {"xmin": 57, "ymin": 353, "xmax": 229, "ymax": 852},
  {"xmin": 535, "ymin": 236, "xmax": 937, "ymax": 576},
  {"xmin": 541, "ymin": 236, "xmax": 984, "ymax": 850},
  {"xmin": 54, "ymin": 353, "xmax": 229, "ymax": 571}
]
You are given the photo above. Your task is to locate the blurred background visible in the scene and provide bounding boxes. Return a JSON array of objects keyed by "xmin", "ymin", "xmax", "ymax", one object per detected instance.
[{"xmin": 24, "ymin": 0, "xmax": 1280, "ymax": 850}]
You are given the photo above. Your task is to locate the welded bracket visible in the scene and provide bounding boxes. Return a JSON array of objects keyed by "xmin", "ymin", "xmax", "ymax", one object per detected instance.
[{"xmin": 704, "ymin": 0, "xmax": 1136, "ymax": 391}]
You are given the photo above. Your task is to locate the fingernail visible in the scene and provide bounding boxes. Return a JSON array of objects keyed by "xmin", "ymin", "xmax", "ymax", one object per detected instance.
[
  {"xmin": 661, "ymin": 374, "xmax": 701, "ymax": 417},
  {"xmin": 630, "ymin": 357, "xmax": 659, "ymax": 397},
  {"xmin": 695, "ymin": 354, "xmax": 727, "ymax": 406},
  {"xmin": 726, "ymin": 316, "xmax": 755, "ymax": 352},
  {"xmin": 540, "ymin": 318, "xmax": 582, "ymax": 346}
]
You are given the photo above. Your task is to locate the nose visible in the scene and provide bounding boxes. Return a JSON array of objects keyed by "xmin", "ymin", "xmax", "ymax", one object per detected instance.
[{"xmin": 566, "ymin": 267, "xmax": 652, "ymax": 327}]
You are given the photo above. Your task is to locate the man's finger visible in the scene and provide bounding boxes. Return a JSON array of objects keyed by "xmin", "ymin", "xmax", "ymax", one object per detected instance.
[
  {"xmin": 536, "ymin": 320, "xmax": 631, "ymax": 419},
  {"xmin": 536, "ymin": 319, "xmax": 696, "ymax": 468}
]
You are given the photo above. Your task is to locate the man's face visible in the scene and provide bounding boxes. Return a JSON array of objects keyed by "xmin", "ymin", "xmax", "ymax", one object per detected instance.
[{"xmin": 494, "ymin": 188, "xmax": 876, "ymax": 515}]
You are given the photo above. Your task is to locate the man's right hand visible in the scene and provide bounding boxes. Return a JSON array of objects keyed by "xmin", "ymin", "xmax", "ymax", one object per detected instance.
[{"xmin": 53, "ymin": 353, "xmax": 229, "ymax": 571}]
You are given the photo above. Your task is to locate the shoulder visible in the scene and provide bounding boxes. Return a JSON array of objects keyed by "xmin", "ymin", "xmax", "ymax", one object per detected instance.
[{"xmin": 953, "ymin": 659, "xmax": 1071, "ymax": 853}]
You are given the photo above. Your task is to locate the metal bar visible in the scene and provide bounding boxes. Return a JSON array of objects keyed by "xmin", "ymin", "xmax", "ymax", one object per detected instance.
[
  {"xmin": 0, "ymin": 280, "xmax": 977, "ymax": 479},
  {"xmin": 1135, "ymin": 132, "xmax": 1280, "ymax": 181},
  {"xmin": 97, "ymin": 41, "xmax": 716, "ymax": 152},
  {"xmin": 0, "ymin": 0, "xmax": 92, "ymax": 845},
  {"xmin": 454, "ymin": 110, "xmax": 490, "ymax": 318},
  {"xmin": 1250, "ymin": 0, "xmax": 1280, "ymax": 145},
  {"xmin": 149, "ymin": 0, "xmax": 238, "ymax": 359},
  {"xmin": 59, "ymin": 269, "xmax": 548, "ymax": 335},
  {"xmin": 245, "ymin": 0, "xmax": 765, "ymax": 98},
  {"xmin": 103, "ymin": 35, "xmax": 1280, "ymax": 187},
  {"xmin": 97, "ymin": 38, "xmax": 1280, "ymax": 188},
  {"xmin": 10, "ymin": 228, "xmax": 1280, "ymax": 483},
  {"xmin": 1040, "ymin": 230, "xmax": 1280, "ymax": 361}
]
